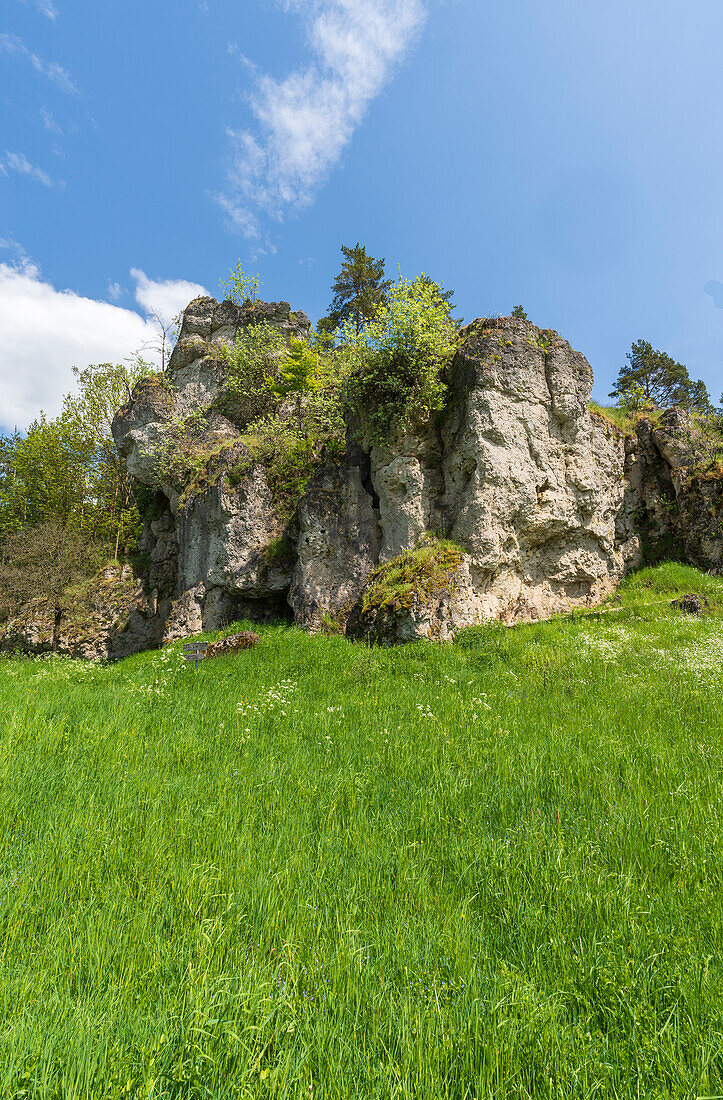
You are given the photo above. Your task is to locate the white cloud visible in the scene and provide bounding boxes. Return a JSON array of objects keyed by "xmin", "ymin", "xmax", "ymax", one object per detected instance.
[
  {"xmin": 40, "ymin": 108, "xmax": 63, "ymax": 134},
  {"xmin": 37, "ymin": 0, "xmax": 59, "ymax": 17},
  {"xmin": 0, "ymin": 33, "xmax": 78, "ymax": 94},
  {"xmin": 130, "ymin": 269, "xmax": 209, "ymax": 326},
  {"xmin": 218, "ymin": 0, "xmax": 426, "ymax": 236},
  {"xmin": 0, "ymin": 261, "xmax": 210, "ymax": 431},
  {"xmin": 18, "ymin": 0, "xmax": 59, "ymax": 19},
  {"xmin": 3, "ymin": 150, "xmax": 57, "ymax": 187},
  {"xmin": 107, "ymin": 281, "xmax": 123, "ymax": 302}
]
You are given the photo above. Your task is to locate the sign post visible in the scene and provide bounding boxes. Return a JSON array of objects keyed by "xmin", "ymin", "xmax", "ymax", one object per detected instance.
[{"xmin": 183, "ymin": 642, "xmax": 209, "ymax": 670}]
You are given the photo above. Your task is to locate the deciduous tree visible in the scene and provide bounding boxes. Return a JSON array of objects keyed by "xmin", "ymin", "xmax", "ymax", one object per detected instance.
[{"xmin": 0, "ymin": 520, "xmax": 103, "ymax": 652}]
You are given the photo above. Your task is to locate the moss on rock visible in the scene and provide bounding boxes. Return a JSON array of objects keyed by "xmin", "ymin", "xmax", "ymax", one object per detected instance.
[{"xmin": 360, "ymin": 539, "xmax": 465, "ymax": 616}]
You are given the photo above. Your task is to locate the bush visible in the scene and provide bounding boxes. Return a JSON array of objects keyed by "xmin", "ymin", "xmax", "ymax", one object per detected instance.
[
  {"xmin": 226, "ymin": 335, "xmax": 350, "ymax": 523},
  {"xmin": 229, "ymin": 422, "xmax": 328, "ymax": 524},
  {"xmin": 344, "ymin": 276, "xmax": 456, "ymax": 443},
  {"xmin": 215, "ymin": 323, "xmax": 287, "ymax": 428}
]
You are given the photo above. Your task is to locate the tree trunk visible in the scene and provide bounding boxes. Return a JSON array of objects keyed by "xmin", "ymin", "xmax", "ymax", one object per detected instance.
[{"xmin": 52, "ymin": 606, "xmax": 62, "ymax": 655}]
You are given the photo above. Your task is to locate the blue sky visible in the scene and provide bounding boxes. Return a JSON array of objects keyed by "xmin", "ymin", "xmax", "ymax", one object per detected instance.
[{"xmin": 1, "ymin": 0, "xmax": 722, "ymax": 430}]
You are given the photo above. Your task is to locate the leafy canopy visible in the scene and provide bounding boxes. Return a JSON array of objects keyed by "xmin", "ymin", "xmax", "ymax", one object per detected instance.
[
  {"xmin": 0, "ymin": 519, "xmax": 103, "ymax": 650},
  {"xmin": 219, "ymin": 263, "xmax": 261, "ymax": 306},
  {"xmin": 267, "ymin": 337, "xmax": 320, "ymax": 431},
  {"xmin": 0, "ymin": 360, "xmax": 153, "ymax": 554}
]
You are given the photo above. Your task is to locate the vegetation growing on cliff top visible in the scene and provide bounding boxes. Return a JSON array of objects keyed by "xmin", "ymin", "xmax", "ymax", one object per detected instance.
[
  {"xmin": 610, "ymin": 339, "xmax": 713, "ymax": 413},
  {"xmin": 1, "ymin": 563, "xmax": 723, "ymax": 1096},
  {"xmin": 343, "ymin": 273, "xmax": 457, "ymax": 442},
  {"xmin": 320, "ymin": 242, "xmax": 392, "ymax": 335}
]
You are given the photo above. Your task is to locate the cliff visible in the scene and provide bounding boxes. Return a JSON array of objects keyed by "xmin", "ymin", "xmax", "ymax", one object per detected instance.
[
  {"xmin": 4, "ymin": 296, "xmax": 720, "ymax": 659},
  {"xmin": 104, "ymin": 297, "xmax": 721, "ymax": 651}
]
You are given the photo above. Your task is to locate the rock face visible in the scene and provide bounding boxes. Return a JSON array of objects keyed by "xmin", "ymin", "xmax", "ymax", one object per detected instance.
[
  {"xmin": 0, "ymin": 564, "xmax": 153, "ymax": 660},
  {"xmin": 103, "ymin": 302, "xmax": 723, "ymax": 651},
  {"xmin": 626, "ymin": 408, "xmax": 723, "ymax": 571}
]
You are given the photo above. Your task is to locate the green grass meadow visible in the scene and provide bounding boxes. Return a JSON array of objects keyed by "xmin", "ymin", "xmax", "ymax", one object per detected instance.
[{"xmin": 1, "ymin": 562, "xmax": 723, "ymax": 1098}]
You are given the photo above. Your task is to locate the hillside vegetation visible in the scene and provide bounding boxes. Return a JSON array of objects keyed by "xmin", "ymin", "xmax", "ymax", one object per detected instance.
[{"xmin": 1, "ymin": 563, "xmax": 722, "ymax": 1098}]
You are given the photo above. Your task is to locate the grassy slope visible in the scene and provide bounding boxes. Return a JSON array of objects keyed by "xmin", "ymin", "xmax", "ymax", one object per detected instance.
[{"xmin": 1, "ymin": 563, "xmax": 722, "ymax": 1099}]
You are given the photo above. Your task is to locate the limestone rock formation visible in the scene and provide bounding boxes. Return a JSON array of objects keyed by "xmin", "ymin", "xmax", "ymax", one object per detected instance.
[
  {"xmin": 105, "ymin": 301, "xmax": 723, "ymax": 651},
  {"xmin": 626, "ymin": 408, "xmax": 723, "ymax": 571},
  {"xmin": 0, "ymin": 564, "xmax": 151, "ymax": 660}
]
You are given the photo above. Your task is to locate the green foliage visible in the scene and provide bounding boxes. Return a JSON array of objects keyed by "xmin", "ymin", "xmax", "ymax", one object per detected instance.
[
  {"xmin": 229, "ymin": 423, "xmax": 328, "ymax": 524},
  {"xmin": 150, "ymin": 408, "xmax": 214, "ymax": 493},
  {"xmin": 1, "ymin": 563, "xmax": 723, "ymax": 1094},
  {"xmin": 414, "ymin": 273, "xmax": 462, "ymax": 327},
  {"xmin": 345, "ymin": 274, "xmax": 457, "ymax": 442},
  {"xmin": 0, "ymin": 361, "xmax": 152, "ymax": 556},
  {"xmin": 215, "ymin": 322, "xmax": 287, "ymax": 426},
  {"xmin": 323, "ymin": 243, "xmax": 392, "ymax": 335},
  {"xmin": 511, "ymin": 304, "xmax": 528, "ymax": 319},
  {"xmin": 0, "ymin": 519, "xmax": 104, "ymax": 649},
  {"xmin": 219, "ymin": 262, "xmax": 261, "ymax": 305},
  {"xmin": 225, "ymin": 331, "xmax": 350, "ymax": 522},
  {"xmin": 589, "ymin": 401, "xmax": 637, "ymax": 433},
  {"xmin": 267, "ymin": 336, "xmax": 320, "ymax": 430},
  {"xmin": 611, "ymin": 339, "xmax": 712, "ymax": 411},
  {"xmin": 263, "ymin": 535, "xmax": 293, "ymax": 565}
]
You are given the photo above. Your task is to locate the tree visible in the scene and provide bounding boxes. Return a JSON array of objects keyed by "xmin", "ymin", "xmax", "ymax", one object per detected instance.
[
  {"xmin": 0, "ymin": 520, "xmax": 103, "ymax": 652},
  {"xmin": 610, "ymin": 340, "xmax": 711, "ymax": 411},
  {"xmin": 323, "ymin": 244, "xmax": 391, "ymax": 335},
  {"xmin": 62, "ymin": 361, "xmax": 154, "ymax": 555},
  {"xmin": 220, "ymin": 263, "xmax": 261, "ymax": 306},
  {"xmin": 267, "ymin": 337, "xmax": 320, "ymax": 431},
  {"xmin": 0, "ymin": 361, "xmax": 153, "ymax": 555},
  {"xmin": 512, "ymin": 305, "xmax": 528, "ymax": 319},
  {"xmin": 413, "ymin": 275, "xmax": 462, "ymax": 327},
  {"xmin": 0, "ymin": 414, "xmax": 93, "ymax": 541},
  {"xmin": 345, "ymin": 274, "xmax": 456, "ymax": 441}
]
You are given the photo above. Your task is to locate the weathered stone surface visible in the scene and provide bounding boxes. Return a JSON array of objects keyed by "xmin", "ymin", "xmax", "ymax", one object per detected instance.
[
  {"xmin": 348, "ymin": 542, "xmax": 483, "ymax": 644},
  {"xmin": 0, "ymin": 564, "xmax": 153, "ymax": 660},
  {"xmin": 112, "ymin": 297, "xmax": 311, "ymax": 491},
  {"xmin": 290, "ymin": 446, "xmax": 382, "ymax": 632},
  {"xmin": 626, "ymin": 412, "xmax": 723, "ymax": 571},
  {"xmin": 100, "ymin": 303, "xmax": 723, "ymax": 657},
  {"xmin": 12, "ymin": 292, "xmax": 721, "ymax": 663},
  {"xmin": 356, "ymin": 317, "xmax": 637, "ymax": 627}
]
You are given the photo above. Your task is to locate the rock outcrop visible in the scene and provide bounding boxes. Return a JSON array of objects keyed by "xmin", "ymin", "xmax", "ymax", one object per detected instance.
[
  {"xmin": 0, "ymin": 564, "xmax": 153, "ymax": 660},
  {"xmin": 626, "ymin": 408, "xmax": 723, "ymax": 571},
  {"xmin": 108, "ymin": 305, "xmax": 633, "ymax": 647},
  {"xmin": 9, "ymin": 296, "xmax": 708, "ymax": 657}
]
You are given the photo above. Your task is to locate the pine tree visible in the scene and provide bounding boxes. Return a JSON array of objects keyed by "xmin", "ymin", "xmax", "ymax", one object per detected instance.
[
  {"xmin": 512, "ymin": 305, "xmax": 528, "ymax": 319},
  {"xmin": 610, "ymin": 340, "xmax": 711, "ymax": 410},
  {"xmin": 323, "ymin": 244, "xmax": 391, "ymax": 335}
]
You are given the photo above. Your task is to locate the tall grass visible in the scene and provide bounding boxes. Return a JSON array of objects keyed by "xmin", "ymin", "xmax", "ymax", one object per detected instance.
[{"xmin": 1, "ymin": 562, "xmax": 722, "ymax": 1098}]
